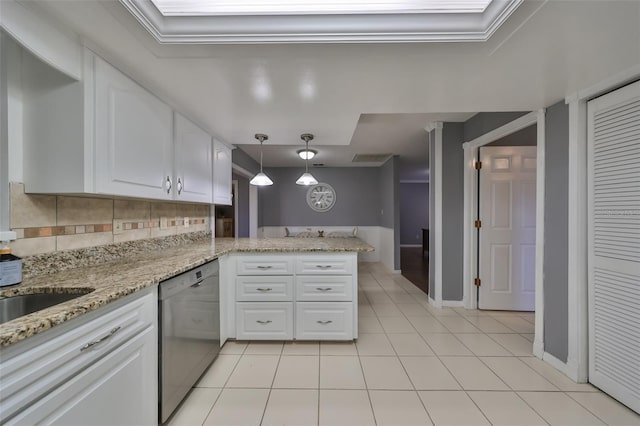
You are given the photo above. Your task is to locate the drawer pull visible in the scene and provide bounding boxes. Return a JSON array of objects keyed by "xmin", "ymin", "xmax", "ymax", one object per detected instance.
[
  {"xmin": 257, "ymin": 266, "xmax": 273, "ymax": 270},
  {"xmin": 317, "ymin": 320, "xmax": 333, "ymax": 325},
  {"xmin": 80, "ymin": 326, "xmax": 121, "ymax": 352},
  {"xmin": 316, "ymin": 287, "xmax": 333, "ymax": 292},
  {"xmin": 256, "ymin": 320, "xmax": 273, "ymax": 324},
  {"xmin": 315, "ymin": 265, "xmax": 332, "ymax": 269},
  {"xmin": 256, "ymin": 288, "xmax": 273, "ymax": 292}
]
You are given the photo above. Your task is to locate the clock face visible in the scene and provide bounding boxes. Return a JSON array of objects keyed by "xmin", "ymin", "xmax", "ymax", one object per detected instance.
[{"xmin": 306, "ymin": 183, "xmax": 336, "ymax": 212}]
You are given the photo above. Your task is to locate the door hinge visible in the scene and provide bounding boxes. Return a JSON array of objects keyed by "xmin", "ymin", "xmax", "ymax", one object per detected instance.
[
  {"xmin": 474, "ymin": 220, "xmax": 482, "ymax": 229},
  {"xmin": 474, "ymin": 278, "xmax": 481, "ymax": 286},
  {"xmin": 474, "ymin": 161, "xmax": 482, "ymax": 170}
]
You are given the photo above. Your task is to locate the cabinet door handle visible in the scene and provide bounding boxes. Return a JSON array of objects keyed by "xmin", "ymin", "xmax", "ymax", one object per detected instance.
[
  {"xmin": 80, "ymin": 326, "xmax": 122, "ymax": 352},
  {"xmin": 316, "ymin": 320, "xmax": 333, "ymax": 325},
  {"xmin": 315, "ymin": 265, "xmax": 332, "ymax": 269},
  {"xmin": 316, "ymin": 287, "xmax": 333, "ymax": 292},
  {"xmin": 256, "ymin": 288, "xmax": 273, "ymax": 292},
  {"xmin": 256, "ymin": 320, "xmax": 272, "ymax": 324},
  {"xmin": 257, "ymin": 266, "xmax": 273, "ymax": 270},
  {"xmin": 166, "ymin": 176, "xmax": 172, "ymax": 194},
  {"xmin": 177, "ymin": 178, "xmax": 183, "ymax": 195}
]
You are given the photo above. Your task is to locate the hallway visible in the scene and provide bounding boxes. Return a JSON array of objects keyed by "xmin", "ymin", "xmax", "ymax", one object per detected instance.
[{"xmin": 168, "ymin": 262, "xmax": 640, "ymax": 426}]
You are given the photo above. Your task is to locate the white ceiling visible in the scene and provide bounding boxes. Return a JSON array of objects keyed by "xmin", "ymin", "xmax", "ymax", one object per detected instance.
[{"xmin": 28, "ymin": 0, "xmax": 640, "ymax": 180}]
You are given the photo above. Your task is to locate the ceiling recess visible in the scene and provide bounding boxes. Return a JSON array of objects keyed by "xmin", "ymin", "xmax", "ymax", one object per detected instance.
[
  {"xmin": 119, "ymin": 0, "xmax": 523, "ymax": 44},
  {"xmin": 352, "ymin": 154, "xmax": 393, "ymax": 163}
]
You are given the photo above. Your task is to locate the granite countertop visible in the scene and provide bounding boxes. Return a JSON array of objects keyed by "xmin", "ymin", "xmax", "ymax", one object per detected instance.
[{"xmin": 0, "ymin": 235, "xmax": 373, "ymax": 348}]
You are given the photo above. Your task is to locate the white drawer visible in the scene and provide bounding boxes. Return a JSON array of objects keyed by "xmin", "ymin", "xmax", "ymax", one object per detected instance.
[
  {"xmin": 236, "ymin": 276, "xmax": 293, "ymax": 301},
  {"xmin": 295, "ymin": 276, "xmax": 353, "ymax": 302},
  {"xmin": 295, "ymin": 302, "xmax": 354, "ymax": 340},
  {"xmin": 236, "ymin": 302, "xmax": 293, "ymax": 340},
  {"xmin": 295, "ymin": 255, "xmax": 354, "ymax": 275},
  {"xmin": 236, "ymin": 256, "xmax": 294, "ymax": 276}
]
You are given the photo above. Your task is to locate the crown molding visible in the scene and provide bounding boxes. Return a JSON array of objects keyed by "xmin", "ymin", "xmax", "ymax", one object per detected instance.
[{"xmin": 119, "ymin": 0, "xmax": 523, "ymax": 44}]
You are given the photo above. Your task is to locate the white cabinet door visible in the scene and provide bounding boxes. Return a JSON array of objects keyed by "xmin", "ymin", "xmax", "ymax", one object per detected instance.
[
  {"xmin": 94, "ymin": 55, "xmax": 173, "ymax": 199},
  {"xmin": 174, "ymin": 113, "xmax": 213, "ymax": 203},
  {"xmin": 213, "ymin": 139, "xmax": 233, "ymax": 205},
  {"xmin": 7, "ymin": 326, "xmax": 157, "ymax": 426}
]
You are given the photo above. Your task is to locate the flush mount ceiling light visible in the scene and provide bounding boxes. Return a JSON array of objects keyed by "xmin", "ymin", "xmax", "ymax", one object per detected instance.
[
  {"xmin": 296, "ymin": 134, "xmax": 319, "ymax": 186},
  {"xmin": 250, "ymin": 133, "xmax": 274, "ymax": 186},
  {"xmin": 297, "ymin": 149, "xmax": 317, "ymax": 160},
  {"xmin": 120, "ymin": 0, "xmax": 523, "ymax": 44}
]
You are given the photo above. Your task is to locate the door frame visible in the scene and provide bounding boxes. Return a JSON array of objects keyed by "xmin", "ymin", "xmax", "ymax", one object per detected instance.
[
  {"xmin": 231, "ymin": 163, "xmax": 259, "ymax": 238},
  {"xmin": 232, "ymin": 179, "xmax": 239, "ymax": 237},
  {"xmin": 462, "ymin": 110, "xmax": 546, "ymax": 358}
]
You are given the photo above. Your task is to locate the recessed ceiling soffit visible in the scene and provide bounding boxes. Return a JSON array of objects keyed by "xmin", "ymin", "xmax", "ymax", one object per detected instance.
[{"xmin": 119, "ymin": 0, "xmax": 523, "ymax": 44}]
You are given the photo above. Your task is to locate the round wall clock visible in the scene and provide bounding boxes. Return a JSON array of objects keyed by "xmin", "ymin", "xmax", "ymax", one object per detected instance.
[{"xmin": 306, "ymin": 183, "xmax": 336, "ymax": 212}]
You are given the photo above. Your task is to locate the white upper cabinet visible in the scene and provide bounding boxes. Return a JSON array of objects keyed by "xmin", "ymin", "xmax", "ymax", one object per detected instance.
[
  {"xmin": 94, "ymin": 55, "xmax": 173, "ymax": 199},
  {"xmin": 174, "ymin": 113, "xmax": 213, "ymax": 203},
  {"xmin": 213, "ymin": 139, "xmax": 233, "ymax": 205},
  {"xmin": 21, "ymin": 48, "xmax": 228, "ymax": 203}
]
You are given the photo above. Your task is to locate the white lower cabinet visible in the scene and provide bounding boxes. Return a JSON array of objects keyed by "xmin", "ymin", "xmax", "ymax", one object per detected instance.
[
  {"xmin": 295, "ymin": 303, "xmax": 354, "ymax": 340},
  {"xmin": 0, "ymin": 288, "xmax": 157, "ymax": 425},
  {"xmin": 7, "ymin": 326, "xmax": 155, "ymax": 426},
  {"xmin": 231, "ymin": 253, "xmax": 357, "ymax": 341},
  {"xmin": 236, "ymin": 302, "xmax": 293, "ymax": 340}
]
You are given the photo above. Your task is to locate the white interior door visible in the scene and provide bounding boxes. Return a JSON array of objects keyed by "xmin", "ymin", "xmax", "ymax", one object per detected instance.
[
  {"xmin": 479, "ymin": 146, "xmax": 537, "ymax": 311},
  {"xmin": 588, "ymin": 80, "xmax": 640, "ymax": 414}
]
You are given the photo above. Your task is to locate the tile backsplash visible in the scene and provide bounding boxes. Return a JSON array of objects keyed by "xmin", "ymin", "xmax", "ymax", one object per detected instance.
[{"xmin": 9, "ymin": 182, "xmax": 210, "ymax": 257}]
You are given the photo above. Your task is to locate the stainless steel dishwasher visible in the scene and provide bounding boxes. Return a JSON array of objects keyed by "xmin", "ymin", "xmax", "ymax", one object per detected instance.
[{"xmin": 159, "ymin": 259, "xmax": 220, "ymax": 423}]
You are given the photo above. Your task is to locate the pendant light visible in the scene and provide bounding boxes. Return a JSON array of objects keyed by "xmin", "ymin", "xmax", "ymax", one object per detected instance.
[
  {"xmin": 296, "ymin": 133, "xmax": 319, "ymax": 186},
  {"xmin": 250, "ymin": 133, "xmax": 273, "ymax": 186}
]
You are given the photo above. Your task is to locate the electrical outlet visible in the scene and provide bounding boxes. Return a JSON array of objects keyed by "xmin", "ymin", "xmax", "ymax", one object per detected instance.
[
  {"xmin": 184, "ymin": 217, "xmax": 190, "ymax": 228},
  {"xmin": 416, "ymin": 233, "xmax": 420, "ymax": 240},
  {"xmin": 113, "ymin": 219, "xmax": 124, "ymax": 235},
  {"xmin": 160, "ymin": 216, "xmax": 168, "ymax": 229}
]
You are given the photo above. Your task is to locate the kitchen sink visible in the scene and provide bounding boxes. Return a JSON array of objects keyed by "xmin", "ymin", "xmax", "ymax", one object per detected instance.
[{"xmin": 0, "ymin": 290, "xmax": 94, "ymax": 325}]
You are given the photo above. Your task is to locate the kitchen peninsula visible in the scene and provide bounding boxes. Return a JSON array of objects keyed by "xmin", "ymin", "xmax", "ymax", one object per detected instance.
[{"xmin": 0, "ymin": 233, "xmax": 373, "ymax": 425}]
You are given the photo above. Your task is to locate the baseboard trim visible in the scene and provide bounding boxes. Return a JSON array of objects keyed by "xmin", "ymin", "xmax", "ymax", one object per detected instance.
[
  {"xmin": 400, "ymin": 244, "xmax": 422, "ymax": 248},
  {"xmin": 442, "ymin": 300, "xmax": 464, "ymax": 307},
  {"xmin": 392, "ymin": 269, "xmax": 402, "ymax": 275},
  {"xmin": 428, "ymin": 296, "xmax": 442, "ymax": 308},
  {"xmin": 533, "ymin": 340, "xmax": 544, "ymax": 358},
  {"xmin": 542, "ymin": 351, "xmax": 574, "ymax": 380}
]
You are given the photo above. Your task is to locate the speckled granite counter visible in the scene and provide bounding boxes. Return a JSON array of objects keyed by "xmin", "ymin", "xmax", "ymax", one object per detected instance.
[{"xmin": 0, "ymin": 235, "xmax": 373, "ymax": 348}]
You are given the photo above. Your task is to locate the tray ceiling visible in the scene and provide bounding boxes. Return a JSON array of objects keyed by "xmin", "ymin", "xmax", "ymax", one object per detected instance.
[{"xmin": 120, "ymin": 0, "xmax": 522, "ymax": 43}]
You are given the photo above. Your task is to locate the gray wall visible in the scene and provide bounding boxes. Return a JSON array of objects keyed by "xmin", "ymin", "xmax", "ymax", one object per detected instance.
[
  {"xmin": 429, "ymin": 130, "xmax": 436, "ymax": 297},
  {"xmin": 232, "ymin": 147, "xmax": 260, "ymax": 175},
  {"xmin": 441, "ymin": 123, "xmax": 465, "ymax": 301},
  {"xmin": 379, "ymin": 157, "xmax": 401, "ymax": 270},
  {"xmin": 464, "ymin": 112, "xmax": 529, "ymax": 141},
  {"xmin": 400, "ymin": 183, "xmax": 429, "ymax": 245},
  {"xmin": 233, "ymin": 173, "xmax": 250, "ymax": 238},
  {"xmin": 488, "ymin": 124, "xmax": 537, "ymax": 146},
  {"xmin": 543, "ymin": 101, "xmax": 569, "ymax": 362},
  {"xmin": 259, "ymin": 167, "xmax": 381, "ymax": 227}
]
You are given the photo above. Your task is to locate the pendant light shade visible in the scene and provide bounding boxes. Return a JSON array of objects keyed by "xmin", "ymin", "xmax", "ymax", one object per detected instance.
[
  {"xmin": 250, "ymin": 172, "xmax": 273, "ymax": 186},
  {"xmin": 250, "ymin": 133, "xmax": 273, "ymax": 186},
  {"xmin": 296, "ymin": 133, "xmax": 319, "ymax": 186},
  {"xmin": 296, "ymin": 172, "xmax": 318, "ymax": 186}
]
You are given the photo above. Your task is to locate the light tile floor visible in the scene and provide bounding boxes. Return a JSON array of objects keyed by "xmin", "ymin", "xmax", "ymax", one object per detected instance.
[{"xmin": 169, "ymin": 262, "xmax": 640, "ymax": 426}]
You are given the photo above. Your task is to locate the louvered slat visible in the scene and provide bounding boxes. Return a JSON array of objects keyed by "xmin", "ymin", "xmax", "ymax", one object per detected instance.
[{"xmin": 588, "ymin": 80, "xmax": 640, "ymax": 414}]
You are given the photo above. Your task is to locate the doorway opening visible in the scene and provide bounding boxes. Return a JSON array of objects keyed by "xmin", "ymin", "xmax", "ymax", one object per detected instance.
[
  {"xmin": 399, "ymin": 181, "xmax": 430, "ymax": 294},
  {"xmin": 215, "ymin": 181, "xmax": 236, "ymax": 237},
  {"xmin": 462, "ymin": 110, "xmax": 545, "ymax": 357}
]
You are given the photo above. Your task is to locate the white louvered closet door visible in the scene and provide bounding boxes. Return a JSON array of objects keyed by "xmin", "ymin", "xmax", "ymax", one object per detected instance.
[{"xmin": 587, "ymin": 79, "xmax": 640, "ymax": 414}]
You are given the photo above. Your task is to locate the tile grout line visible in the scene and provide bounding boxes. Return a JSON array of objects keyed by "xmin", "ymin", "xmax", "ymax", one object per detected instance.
[{"xmin": 258, "ymin": 342, "xmax": 284, "ymax": 426}]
